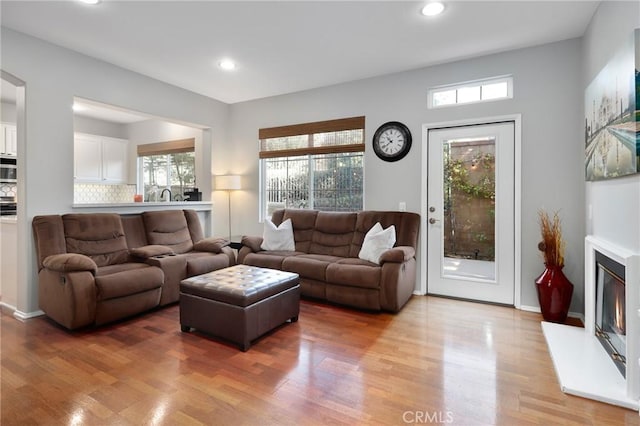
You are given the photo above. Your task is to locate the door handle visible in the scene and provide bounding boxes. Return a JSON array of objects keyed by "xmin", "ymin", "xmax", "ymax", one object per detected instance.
[{"xmin": 429, "ymin": 217, "xmax": 440, "ymax": 224}]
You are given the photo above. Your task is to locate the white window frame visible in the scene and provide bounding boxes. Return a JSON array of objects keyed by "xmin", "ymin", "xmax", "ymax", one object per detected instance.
[
  {"xmin": 259, "ymin": 151, "xmax": 364, "ymax": 222},
  {"xmin": 427, "ymin": 76, "xmax": 513, "ymax": 109},
  {"xmin": 258, "ymin": 117, "xmax": 365, "ymax": 222}
]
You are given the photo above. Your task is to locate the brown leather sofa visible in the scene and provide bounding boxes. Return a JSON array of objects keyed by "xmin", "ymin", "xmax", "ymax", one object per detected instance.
[
  {"xmin": 32, "ymin": 209, "xmax": 234, "ymax": 329},
  {"xmin": 238, "ymin": 209, "xmax": 420, "ymax": 312}
]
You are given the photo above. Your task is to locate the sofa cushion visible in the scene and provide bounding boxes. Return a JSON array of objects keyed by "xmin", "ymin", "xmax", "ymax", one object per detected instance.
[
  {"xmin": 358, "ymin": 222, "xmax": 396, "ymax": 264},
  {"xmin": 32, "ymin": 215, "xmax": 67, "ymax": 271},
  {"xmin": 309, "ymin": 211, "xmax": 357, "ymax": 257},
  {"xmin": 326, "ymin": 258, "xmax": 381, "ymax": 289},
  {"xmin": 282, "ymin": 254, "xmax": 343, "ymax": 282},
  {"xmin": 142, "ymin": 210, "xmax": 193, "ymax": 254},
  {"xmin": 193, "ymin": 237, "xmax": 229, "ymax": 253},
  {"xmin": 130, "ymin": 245, "xmax": 174, "ymax": 259},
  {"xmin": 121, "ymin": 215, "xmax": 148, "ymax": 249},
  {"xmin": 183, "ymin": 209, "xmax": 205, "ymax": 244},
  {"xmin": 241, "ymin": 235, "xmax": 263, "ymax": 252},
  {"xmin": 280, "ymin": 209, "xmax": 319, "ymax": 253},
  {"xmin": 184, "ymin": 252, "xmax": 232, "ymax": 276},
  {"xmin": 43, "ymin": 253, "xmax": 98, "ymax": 273},
  {"xmin": 243, "ymin": 251, "xmax": 305, "ymax": 270},
  {"xmin": 95, "ymin": 264, "xmax": 164, "ymax": 300},
  {"xmin": 261, "ymin": 218, "xmax": 295, "ymax": 251},
  {"xmin": 62, "ymin": 213, "xmax": 129, "ymax": 267},
  {"xmin": 95, "ymin": 262, "xmax": 153, "ymax": 277},
  {"xmin": 350, "ymin": 211, "xmax": 420, "ymax": 258}
]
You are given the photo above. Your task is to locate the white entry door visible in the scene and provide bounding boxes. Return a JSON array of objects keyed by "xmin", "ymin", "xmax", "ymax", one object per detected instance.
[{"xmin": 427, "ymin": 122, "xmax": 515, "ymax": 305}]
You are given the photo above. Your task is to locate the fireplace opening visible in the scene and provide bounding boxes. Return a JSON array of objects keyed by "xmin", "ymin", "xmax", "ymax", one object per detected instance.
[{"xmin": 595, "ymin": 251, "xmax": 626, "ymax": 377}]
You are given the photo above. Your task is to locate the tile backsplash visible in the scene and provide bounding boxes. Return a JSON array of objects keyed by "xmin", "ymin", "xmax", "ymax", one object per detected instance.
[
  {"xmin": 0, "ymin": 183, "xmax": 17, "ymax": 198},
  {"xmin": 74, "ymin": 183, "xmax": 137, "ymax": 204}
]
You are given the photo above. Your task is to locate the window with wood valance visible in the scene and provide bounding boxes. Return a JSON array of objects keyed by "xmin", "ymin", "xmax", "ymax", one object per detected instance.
[
  {"xmin": 258, "ymin": 116, "xmax": 365, "ymax": 220},
  {"xmin": 136, "ymin": 138, "xmax": 195, "ymax": 156},
  {"xmin": 259, "ymin": 116, "xmax": 365, "ymax": 159}
]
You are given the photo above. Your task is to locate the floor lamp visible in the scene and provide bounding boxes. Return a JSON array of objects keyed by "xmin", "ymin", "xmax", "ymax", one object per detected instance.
[{"xmin": 214, "ymin": 175, "xmax": 241, "ymax": 239}]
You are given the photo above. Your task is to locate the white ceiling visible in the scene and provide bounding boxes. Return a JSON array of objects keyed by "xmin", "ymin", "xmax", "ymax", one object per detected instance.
[{"xmin": 1, "ymin": 1, "xmax": 599, "ymax": 107}]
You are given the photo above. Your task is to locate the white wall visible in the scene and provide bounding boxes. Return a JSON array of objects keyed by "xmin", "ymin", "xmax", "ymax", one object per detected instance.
[
  {"xmin": 0, "ymin": 28, "xmax": 229, "ymax": 315},
  {"xmin": 1, "ymin": 101, "xmax": 16, "ymax": 123},
  {"xmin": 228, "ymin": 39, "xmax": 585, "ymax": 310},
  {"xmin": 73, "ymin": 115, "xmax": 127, "ymax": 139},
  {"xmin": 582, "ymin": 1, "xmax": 640, "ymax": 253}
]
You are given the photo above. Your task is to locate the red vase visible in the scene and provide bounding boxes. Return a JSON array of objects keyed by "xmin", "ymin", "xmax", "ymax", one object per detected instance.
[{"xmin": 535, "ymin": 265, "xmax": 574, "ymax": 323}]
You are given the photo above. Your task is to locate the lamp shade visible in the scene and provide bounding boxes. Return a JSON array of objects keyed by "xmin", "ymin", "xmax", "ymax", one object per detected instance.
[{"xmin": 215, "ymin": 175, "xmax": 242, "ymax": 190}]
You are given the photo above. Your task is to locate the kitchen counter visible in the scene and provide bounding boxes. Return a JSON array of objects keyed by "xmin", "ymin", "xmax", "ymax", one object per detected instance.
[{"xmin": 72, "ymin": 201, "xmax": 212, "ymax": 214}]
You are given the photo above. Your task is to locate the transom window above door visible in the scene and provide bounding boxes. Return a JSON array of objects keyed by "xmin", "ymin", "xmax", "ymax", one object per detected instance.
[{"xmin": 428, "ymin": 76, "xmax": 513, "ymax": 108}]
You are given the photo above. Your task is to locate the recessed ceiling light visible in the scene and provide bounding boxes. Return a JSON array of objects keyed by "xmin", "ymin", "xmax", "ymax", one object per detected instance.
[
  {"xmin": 79, "ymin": 0, "xmax": 101, "ymax": 5},
  {"xmin": 421, "ymin": 2, "xmax": 445, "ymax": 16},
  {"xmin": 72, "ymin": 103, "xmax": 86, "ymax": 112},
  {"xmin": 219, "ymin": 60, "xmax": 237, "ymax": 71}
]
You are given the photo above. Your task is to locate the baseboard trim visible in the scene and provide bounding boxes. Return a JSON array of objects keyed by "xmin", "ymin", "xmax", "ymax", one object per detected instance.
[
  {"xmin": 412, "ymin": 299, "xmax": 584, "ymax": 321},
  {"xmin": 12, "ymin": 308, "xmax": 45, "ymax": 321},
  {"xmin": 0, "ymin": 301, "xmax": 17, "ymax": 315},
  {"xmin": 519, "ymin": 304, "xmax": 583, "ymax": 321}
]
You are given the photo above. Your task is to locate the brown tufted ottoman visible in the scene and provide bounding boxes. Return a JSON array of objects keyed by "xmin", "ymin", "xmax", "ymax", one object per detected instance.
[{"xmin": 179, "ymin": 264, "xmax": 300, "ymax": 351}]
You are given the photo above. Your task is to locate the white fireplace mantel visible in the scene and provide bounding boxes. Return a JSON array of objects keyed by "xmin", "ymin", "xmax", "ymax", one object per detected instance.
[{"xmin": 542, "ymin": 235, "xmax": 640, "ymax": 411}]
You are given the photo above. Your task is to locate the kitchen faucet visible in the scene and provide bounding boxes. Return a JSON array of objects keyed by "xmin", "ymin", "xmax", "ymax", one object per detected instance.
[{"xmin": 160, "ymin": 188, "xmax": 172, "ymax": 202}]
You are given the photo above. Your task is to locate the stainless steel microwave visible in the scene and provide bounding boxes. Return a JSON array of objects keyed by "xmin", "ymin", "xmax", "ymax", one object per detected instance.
[{"xmin": 0, "ymin": 156, "xmax": 17, "ymax": 182}]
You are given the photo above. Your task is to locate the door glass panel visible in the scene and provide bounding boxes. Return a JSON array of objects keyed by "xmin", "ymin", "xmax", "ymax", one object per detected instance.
[{"xmin": 442, "ymin": 136, "xmax": 496, "ymax": 281}]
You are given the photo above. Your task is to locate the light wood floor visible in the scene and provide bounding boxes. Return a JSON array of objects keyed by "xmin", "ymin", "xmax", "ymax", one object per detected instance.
[{"xmin": 2, "ymin": 296, "xmax": 639, "ymax": 425}]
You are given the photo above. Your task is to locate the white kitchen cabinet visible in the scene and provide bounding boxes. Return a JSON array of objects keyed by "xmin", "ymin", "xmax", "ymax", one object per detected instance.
[
  {"xmin": 101, "ymin": 137, "xmax": 129, "ymax": 182},
  {"xmin": 74, "ymin": 134, "xmax": 103, "ymax": 181},
  {"xmin": 74, "ymin": 133, "xmax": 129, "ymax": 183},
  {"xmin": 1, "ymin": 124, "xmax": 17, "ymax": 156}
]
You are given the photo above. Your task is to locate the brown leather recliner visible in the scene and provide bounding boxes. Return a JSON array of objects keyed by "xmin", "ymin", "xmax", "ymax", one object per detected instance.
[
  {"xmin": 238, "ymin": 209, "xmax": 420, "ymax": 312},
  {"xmin": 32, "ymin": 210, "xmax": 235, "ymax": 330}
]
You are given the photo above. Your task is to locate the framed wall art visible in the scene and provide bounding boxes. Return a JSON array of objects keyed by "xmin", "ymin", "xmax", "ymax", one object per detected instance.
[{"xmin": 584, "ymin": 29, "xmax": 639, "ymax": 181}]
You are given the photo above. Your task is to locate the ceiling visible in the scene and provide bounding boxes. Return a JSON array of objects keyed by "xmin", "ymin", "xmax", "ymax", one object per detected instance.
[{"xmin": 1, "ymin": 1, "xmax": 599, "ymax": 108}]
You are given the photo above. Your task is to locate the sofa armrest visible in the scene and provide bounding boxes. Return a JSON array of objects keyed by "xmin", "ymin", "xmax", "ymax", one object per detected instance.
[
  {"xmin": 193, "ymin": 237, "xmax": 230, "ymax": 253},
  {"xmin": 42, "ymin": 253, "xmax": 98, "ymax": 274},
  {"xmin": 38, "ymin": 268, "xmax": 97, "ymax": 329},
  {"xmin": 130, "ymin": 245, "xmax": 174, "ymax": 259},
  {"xmin": 379, "ymin": 246, "xmax": 416, "ymax": 264},
  {"xmin": 241, "ymin": 235, "xmax": 263, "ymax": 252}
]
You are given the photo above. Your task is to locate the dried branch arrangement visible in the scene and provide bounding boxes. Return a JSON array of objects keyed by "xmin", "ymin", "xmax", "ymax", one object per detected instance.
[{"xmin": 537, "ymin": 210, "xmax": 565, "ymax": 267}]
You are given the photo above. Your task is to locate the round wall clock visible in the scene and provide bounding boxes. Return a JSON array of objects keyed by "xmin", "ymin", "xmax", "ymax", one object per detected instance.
[{"xmin": 372, "ymin": 121, "xmax": 412, "ymax": 162}]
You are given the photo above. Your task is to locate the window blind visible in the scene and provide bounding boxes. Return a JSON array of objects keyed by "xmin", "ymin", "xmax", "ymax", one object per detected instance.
[
  {"xmin": 259, "ymin": 116, "xmax": 365, "ymax": 159},
  {"xmin": 137, "ymin": 138, "xmax": 195, "ymax": 156}
]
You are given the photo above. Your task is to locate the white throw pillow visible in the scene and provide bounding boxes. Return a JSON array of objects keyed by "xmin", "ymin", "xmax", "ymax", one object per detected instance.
[
  {"xmin": 358, "ymin": 222, "xmax": 396, "ymax": 265},
  {"xmin": 261, "ymin": 218, "xmax": 296, "ymax": 251}
]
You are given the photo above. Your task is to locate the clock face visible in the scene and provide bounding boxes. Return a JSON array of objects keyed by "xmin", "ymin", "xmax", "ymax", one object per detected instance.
[
  {"xmin": 373, "ymin": 121, "xmax": 412, "ymax": 162},
  {"xmin": 378, "ymin": 128, "xmax": 406, "ymax": 155}
]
